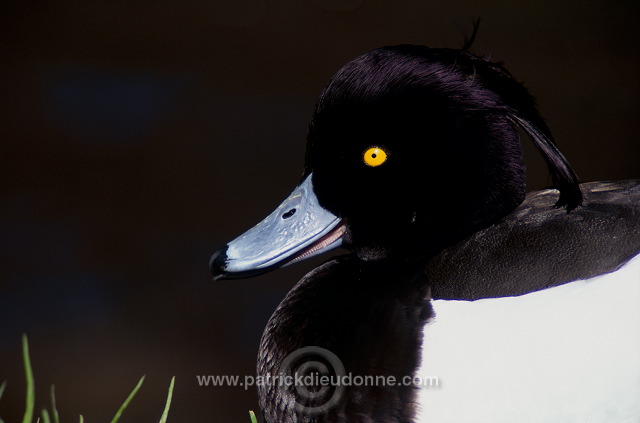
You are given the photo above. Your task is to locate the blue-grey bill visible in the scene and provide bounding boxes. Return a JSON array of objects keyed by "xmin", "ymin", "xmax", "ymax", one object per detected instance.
[{"xmin": 210, "ymin": 174, "xmax": 346, "ymax": 280}]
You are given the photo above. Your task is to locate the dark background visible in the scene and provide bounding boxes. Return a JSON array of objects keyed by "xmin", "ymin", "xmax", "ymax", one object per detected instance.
[{"xmin": 1, "ymin": 1, "xmax": 638, "ymax": 422}]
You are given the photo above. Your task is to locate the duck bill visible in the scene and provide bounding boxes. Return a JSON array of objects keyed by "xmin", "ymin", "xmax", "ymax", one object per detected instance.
[{"xmin": 210, "ymin": 174, "xmax": 346, "ymax": 280}]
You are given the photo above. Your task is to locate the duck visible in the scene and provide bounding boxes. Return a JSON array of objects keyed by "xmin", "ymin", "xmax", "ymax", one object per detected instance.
[{"xmin": 209, "ymin": 43, "xmax": 640, "ymax": 423}]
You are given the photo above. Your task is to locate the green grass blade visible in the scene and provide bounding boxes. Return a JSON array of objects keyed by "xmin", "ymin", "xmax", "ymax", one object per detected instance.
[
  {"xmin": 249, "ymin": 410, "xmax": 258, "ymax": 423},
  {"xmin": 109, "ymin": 376, "xmax": 145, "ymax": 423},
  {"xmin": 41, "ymin": 409, "xmax": 51, "ymax": 423},
  {"xmin": 0, "ymin": 380, "xmax": 6, "ymax": 423},
  {"xmin": 158, "ymin": 377, "xmax": 175, "ymax": 423},
  {"xmin": 79, "ymin": 415, "xmax": 84, "ymax": 423},
  {"xmin": 21, "ymin": 334, "xmax": 35, "ymax": 423},
  {"xmin": 49, "ymin": 385, "xmax": 60, "ymax": 423},
  {"xmin": 0, "ymin": 380, "xmax": 7, "ymax": 402}
]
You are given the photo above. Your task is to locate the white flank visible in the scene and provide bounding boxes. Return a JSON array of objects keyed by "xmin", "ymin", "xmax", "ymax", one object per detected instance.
[{"xmin": 416, "ymin": 253, "xmax": 640, "ymax": 423}]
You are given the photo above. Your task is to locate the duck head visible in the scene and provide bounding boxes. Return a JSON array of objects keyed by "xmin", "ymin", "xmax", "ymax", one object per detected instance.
[{"xmin": 211, "ymin": 45, "xmax": 581, "ymax": 279}]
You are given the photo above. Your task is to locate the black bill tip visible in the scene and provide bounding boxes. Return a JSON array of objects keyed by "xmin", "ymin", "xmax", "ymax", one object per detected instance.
[
  {"xmin": 210, "ymin": 246, "xmax": 229, "ymax": 281},
  {"xmin": 210, "ymin": 245, "xmax": 275, "ymax": 280}
]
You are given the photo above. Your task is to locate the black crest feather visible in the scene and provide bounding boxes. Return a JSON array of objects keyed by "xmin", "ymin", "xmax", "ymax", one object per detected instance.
[
  {"xmin": 455, "ymin": 52, "xmax": 584, "ymax": 210},
  {"xmin": 462, "ymin": 18, "xmax": 482, "ymax": 51},
  {"xmin": 508, "ymin": 115, "xmax": 583, "ymax": 210}
]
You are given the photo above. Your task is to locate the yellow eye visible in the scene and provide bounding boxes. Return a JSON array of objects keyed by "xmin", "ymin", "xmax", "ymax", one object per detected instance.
[{"xmin": 363, "ymin": 147, "xmax": 388, "ymax": 167}]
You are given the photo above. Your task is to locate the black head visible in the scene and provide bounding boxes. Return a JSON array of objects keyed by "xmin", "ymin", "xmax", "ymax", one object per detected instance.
[
  {"xmin": 211, "ymin": 45, "xmax": 582, "ymax": 279},
  {"xmin": 305, "ymin": 45, "xmax": 581, "ymax": 260}
]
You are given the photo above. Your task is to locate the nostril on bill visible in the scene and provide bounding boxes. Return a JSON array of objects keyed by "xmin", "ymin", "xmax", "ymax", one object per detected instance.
[{"xmin": 282, "ymin": 208, "xmax": 297, "ymax": 219}]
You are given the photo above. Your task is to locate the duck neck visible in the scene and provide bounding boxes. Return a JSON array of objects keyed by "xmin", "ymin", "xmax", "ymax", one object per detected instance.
[
  {"xmin": 350, "ymin": 214, "xmax": 487, "ymax": 265},
  {"xmin": 257, "ymin": 255, "xmax": 433, "ymax": 423}
]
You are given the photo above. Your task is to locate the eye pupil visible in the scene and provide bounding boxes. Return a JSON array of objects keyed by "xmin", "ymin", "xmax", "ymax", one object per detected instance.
[{"xmin": 371, "ymin": 153, "xmax": 377, "ymax": 158}]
